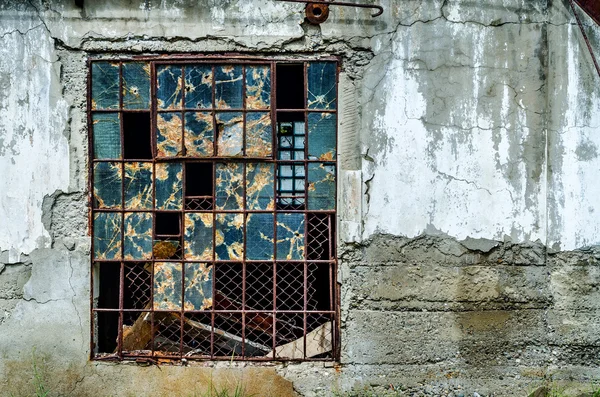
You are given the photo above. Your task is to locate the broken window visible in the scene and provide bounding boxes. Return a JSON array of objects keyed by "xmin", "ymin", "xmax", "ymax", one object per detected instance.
[{"xmin": 89, "ymin": 57, "xmax": 338, "ymax": 361}]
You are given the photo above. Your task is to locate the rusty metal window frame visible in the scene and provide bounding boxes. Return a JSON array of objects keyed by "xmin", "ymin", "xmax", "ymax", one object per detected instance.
[{"xmin": 87, "ymin": 55, "xmax": 340, "ymax": 362}]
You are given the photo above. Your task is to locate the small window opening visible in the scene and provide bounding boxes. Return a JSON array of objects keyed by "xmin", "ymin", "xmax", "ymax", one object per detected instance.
[
  {"xmin": 276, "ymin": 64, "xmax": 304, "ymax": 109},
  {"xmin": 185, "ymin": 162, "xmax": 214, "ymax": 210},
  {"xmin": 277, "ymin": 112, "xmax": 306, "ymax": 210},
  {"xmin": 96, "ymin": 263, "xmax": 120, "ymax": 352},
  {"xmin": 154, "ymin": 212, "xmax": 182, "ymax": 259},
  {"xmin": 123, "ymin": 112, "xmax": 152, "ymax": 159}
]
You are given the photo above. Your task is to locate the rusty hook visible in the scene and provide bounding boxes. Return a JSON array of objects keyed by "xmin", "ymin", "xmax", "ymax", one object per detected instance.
[{"xmin": 277, "ymin": 0, "xmax": 383, "ymax": 19}]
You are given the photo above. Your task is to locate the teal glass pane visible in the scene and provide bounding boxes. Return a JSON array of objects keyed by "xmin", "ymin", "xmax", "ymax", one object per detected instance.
[
  {"xmin": 245, "ymin": 65, "xmax": 271, "ymax": 110},
  {"xmin": 307, "ymin": 62, "xmax": 336, "ymax": 110},
  {"xmin": 155, "ymin": 162, "xmax": 183, "ymax": 210},
  {"xmin": 184, "ymin": 112, "xmax": 213, "ymax": 157},
  {"xmin": 185, "ymin": 65, "xmax": 212, "ymax": 109},
  {"xmin": 124, "ymin": 212, "xmax": 152, "ymax": 260},
  {"xmin": 246, "ymin": 213, "xmax": 274, "ymax": 260},
  {"xmin": 308, "ymin": 163, "xmax": 335, "ymax": 210},
  {"xmin": 215, "ymin": 213, "xmax": 243, "ymax": 261},
  {"xmin": 216, "ymin": 112, "xmax": 243, "ymax": 156},
  {"xmin": 246, "ymin": 112, "xmax": 272, "ymax": 157},
  {"xmin": 154, "ymin": 262, "xmax": 182, "ymax": 310},
  {"xmin": 308, "ymin": 112, "xmax": 336, "ymax": 161},
  {"xmin": 157, "ymin": 65, "xmax": 183, "ymax": 110},
  {"xmin": 93, "ymin": 162, "xmax": 122, "ymax": 209},
  {"xmin": 93, "ymin": 212, "xmax": 122, "ymax": 260},
  {"xmin": 122, "ymin": 62, "xmax": 150, "ymax": 109},
  {"xmin": 124, "ymin": 162, "xmax": 153, "ymax": 210},
  {"xmin": 216, "ymin": 163, "xmax": 243, "ymax": 210},
  {"xmin": 156, "ymin": 112, "xmax": 183, "ymax": 158},
  {"xmin": 215, "ymin": 65, "xmax": 243, "ymax": 109},
  {"xmin": 92, "ymin": 112, "xmax": 121, "ymax": 159},
  {"xmin": 276, "ymin": 213, "xmax": 305, "ymax": 260},
  {"xmin": 184, "ymin": 213, "xmax": 213, "ymax": 261},
  {"xmin": 91, "ymin": 62, "xmax": 119, "ymax": 110},
  {"xmin": 246, "ymin": 163, "xmax": 274, "ymax": 210},
  {"xmin": 184, "ymin": 263, "xmax": 213, "ymax": 310}
]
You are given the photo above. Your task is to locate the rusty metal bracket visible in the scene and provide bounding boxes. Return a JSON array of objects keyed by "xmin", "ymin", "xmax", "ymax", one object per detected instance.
[
  {"xmin": 569, "ymin": 0, "xmax": 600, "ymax": 79},
  {"xmin": 277, "ymin": 0, "xmax": 383, "ymax": 24}
]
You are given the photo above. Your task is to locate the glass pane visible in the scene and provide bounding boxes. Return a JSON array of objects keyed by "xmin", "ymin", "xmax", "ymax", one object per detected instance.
[
  {"xmin": 216, "ymin": 112, "xmax": 243, "ymax": 156},
  {"xmin": 155, "ymin": 162, "xmax": 183, "ymax": 210},
  {"xmin": 124, "ymin": 162, "xmax": 153, "ymax": 210},
  {"xmin": 307, "ymin": 112, "xmax": 336, "ymax": 161},
  {"xmin": 276, "ymin": 213, "xmax": 305, "ymax": 260},
  {"xmin": 246, "ymin": 163, "xmax": 274, "ymax": 210},
  {"xmin": 154, "ymin": 262, "xmax": 182, "ymax": 310},
  {"xmin": 124, "ymin": 212, "xmax": 152, "ymax": 260},
  {"xmin": 215, "ymin": 65, "xmax": 243, "ymax": 109},
  {"xmin": 246, "ymin": 213, "xmax": 274, "ymax": 260},
  {"xmin": 184, "ymin": 263, "xmax": 213, "ymax": 310},
  {"xmin": 215, "ymin": 214, "xmax": 244, "ymax": 261},
  {"xmin": 216, "ymin": 163, "xmax": 243, "ymax": 210},
  {"xmin": 93, "ymin": 212, "xmax": 122, "ymax": 260},
  {"xmin": 184, "ymin": 213, "xmax": 213, "ymax": 261},
  {"xmin": 122, "ymin": 62, "xmax": 150, "ymax": 109},
  {"xmin": 184, "ymin": 112, "xmax": 213, "ymax": 157},
  {"xmin": 157, "ymin": 65, "xmax": 183, "ymax": 110},
  {"xmin": 185, "ymin": 65, "xmax": 213, "ymax": 109},
  {"xmin": 156, "ymin": 112, "xmax": 183, "ymax": 158},
  {"xmin": 307, "ymin": 62, "xmax": 336, "ymax": 110},
  {"xmin": 246, "ymin": 112, "xmax": 272, "ymax": 157},
  {"xmin": 245, "ymin": 65, "xmax": 271, "ymax": 110},
  {"xmin": 308, "ymin": 163, "xmax": 335, "ymax": 210},
  {"xmin": 91, "ymin": 62, "xmax": 119, "ymax": 110},
  {"xmin": 92, "ymin": 112, "xmax": 121, "ymax": 159},
  {"xmin": 93, "ymin": 162, "xmax": 122, "ymax": 209}
]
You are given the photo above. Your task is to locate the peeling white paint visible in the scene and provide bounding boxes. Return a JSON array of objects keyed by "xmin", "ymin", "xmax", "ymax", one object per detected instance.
[{"xmin": 0, "ymin": 18, "xmax": 69, "ymax": 261}]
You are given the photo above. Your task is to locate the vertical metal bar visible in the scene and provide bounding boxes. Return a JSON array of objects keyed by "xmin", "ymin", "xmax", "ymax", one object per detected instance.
[
  {"xmin": 302, "ymin": 61, "xmax": 309, "ymax": 360},
  {"xmin": 210, "ymin": 65, "xmax": 217, "ymax": 358},
  {"xmin": 118, "ymin": 62, "xmax": 126, "ymax": 359},
  {"xmin": 150, "ymin": 61, "xmax": 157, "ymax": 357},
  {"xmin": 241, "ymin": 64, "xmax": 248, "ymax": 358},
  {"xmin": 181, "ymin": 65, "xmax": 186, "ymax": 157},
  {"xmin": 87, "ymin": 59, "xmax": 95, "ymax": 359},
  {"xmin": 118, "ymin": 262, "xmax": 125, "ymax": 358},
  {"xmin": 271, "ymin": 61, "xmax": 278, "ymax": 359}
]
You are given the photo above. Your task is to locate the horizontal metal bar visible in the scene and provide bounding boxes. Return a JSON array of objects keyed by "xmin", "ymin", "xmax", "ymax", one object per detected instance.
[{"xmin": 276, "ymin": 0, "xmax": 383, "ymax": 17}]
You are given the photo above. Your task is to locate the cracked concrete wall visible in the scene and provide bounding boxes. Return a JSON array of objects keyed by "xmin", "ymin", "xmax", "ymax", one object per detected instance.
[{"xmin": 1, "ymin": 0, "xmax": 600, "ymax": 396}]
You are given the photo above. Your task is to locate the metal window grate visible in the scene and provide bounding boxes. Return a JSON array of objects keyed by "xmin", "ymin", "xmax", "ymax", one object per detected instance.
[{"xmin": 88, "ymin": 56, "xmax": 339, "ymax": 362}]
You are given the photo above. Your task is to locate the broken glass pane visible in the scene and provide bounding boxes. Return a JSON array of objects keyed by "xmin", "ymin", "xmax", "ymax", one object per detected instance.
[
  {"xmin": 246, "ymin": 163, "xmax": 274, "ymax": 210},
  {"xmin": 184, "ymin": 112, "xmax": 213, "ymax": 157},
  {"xmin": 215, "ymin": 213, "xmax": 244, "ymax": 261},
  {"xmin": 215, "ymin": 65, "xmax": 243, "ymax": 109},
  {"xmin": 91, "ymin": 62, "xmax": 119, "ymax": 110},
  {"xmin": 307, "ymin": 62, "xmax": 336, "ymax": 110},
  {"xmin": 93, "ymin": 112, "xmax": 121, "ymax": 159},
  {"xmin": 308, "ymin": 163, "xmax": 335, "ymax": 210},
  {"xmin": 245, "ymin": 65, "xmax": 271, "ymax": 110},
  {"xmin": 246, "ymin": 213, "xmax": 274, "ymax": 260},
  {"xmin": 184, "ymin": 263, "xmax": 213, "ymax": 310},
  {"xmin": 124, "ymin": 162, "xmax": 153, "ymax": 210},
  {"xmin": 246, "ymin": 112, "xmax": 272, "ymax": 157},
  {"xmin": 216, "ymin": 112, "xmax": 243, "ymax": 156},
  {"xmin": 307, "ymin": 112, "xmax": 336, "ymax": 161},
  {"xmin": 185, "ymin": 65, "xmax": 213, "ymax": 109},
  {"xmin": 155, "ymin": 162, "xmax": 183, "ymax": 210},
  {"xmin": 94, "ymin": 162, "xmax": 122, "ymax": 209},
  {"xmin": 184, "ymin": 213, "xmax": 213, "ymax": 261},
  {"xmin": 124, "ymin": 212, "xmax": 152, "ymax": 260},
  {"xmin": 156, "ymin": 112, "xmax": 183, "ymax": 158},
  {"xmin": 216, "ymin": 163, "xmax": 243, "ymax": 210},
  {"xmin": 154, "ymin": 262, "xmax": 182, "ymax": 310},
  {"xmin": 157, "ymin": 65, "xmax": 183, "ymax": 110},
  {"xmin": 93, "ymin": 212, "xmax": 122, "ymax": 260},
  {"xmin": 276, "ymin": 213, "xmax": 305, "ymax": 260},
  {"xmin": 122, "ymin": 62, "xmax": 150, "ymax": 109}
]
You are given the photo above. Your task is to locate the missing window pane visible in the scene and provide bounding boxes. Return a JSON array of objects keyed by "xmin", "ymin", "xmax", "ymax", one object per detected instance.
[
  {"xmin": 185, "ymin": 162, "xmax": 213, "ymax": 210},
  {"xmin": 155, "ymin": 212, "xmax": 181, "ymax": 236},
  {"xmin": 123, "ymin": 112, "xmax": 152, "ymax": 159},
  {"xmin": 276, "ymin": 64, "xmax": 304, "ymax": 109}
]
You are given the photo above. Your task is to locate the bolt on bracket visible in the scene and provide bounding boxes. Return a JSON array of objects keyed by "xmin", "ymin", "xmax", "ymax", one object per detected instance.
[{"xmin": 276, "ymin": 0, "xmax": 383, "ymax": 24}]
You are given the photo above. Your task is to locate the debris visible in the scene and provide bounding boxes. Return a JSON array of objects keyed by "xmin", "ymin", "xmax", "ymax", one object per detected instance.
[{"xmin": 267, "ymin": 321, "xmax": 332, "ymax": 359}]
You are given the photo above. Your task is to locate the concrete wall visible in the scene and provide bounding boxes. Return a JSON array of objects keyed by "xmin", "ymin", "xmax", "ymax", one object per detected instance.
[{"xmin": 1, "ymin": 0, "xmax": 600, "ymax": 395}]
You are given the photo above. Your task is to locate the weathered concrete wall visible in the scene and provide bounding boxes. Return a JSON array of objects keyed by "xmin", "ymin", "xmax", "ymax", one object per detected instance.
[{"xmin": 1, "ymin": 0, "xmax": 600, "ymax": 396}]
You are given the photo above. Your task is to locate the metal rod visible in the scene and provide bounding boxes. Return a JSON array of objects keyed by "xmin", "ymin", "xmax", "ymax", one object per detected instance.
[
  {"xmin": 569, "ymin": 0, "xmax": 600, "ymax": 79},
  {"xmin": 276, "ymin": 0, "xmax": 383, "ymax": 17}
]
